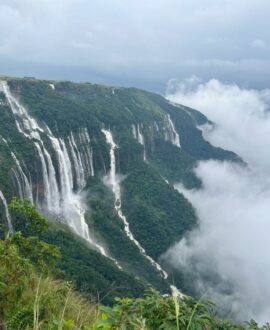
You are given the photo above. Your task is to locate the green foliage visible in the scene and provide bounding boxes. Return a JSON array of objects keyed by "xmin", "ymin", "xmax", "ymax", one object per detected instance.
[
  {"xmin": 84, "ymin": 176, "xmax": 169, "ymax": 292},
  {"xmin": 93, "ymin": 289, "xmax": 269, "ymax": 330},
  {"xmin": 149, "ymin": 138, "xmax": 200, "ymax": 189},
  {"xmin": 11, "ymin": 232, "xmax": 60, "ymax": 271},
  {"xmin": 122, "ymin": 164, "xmax": 197, "ymax": 259},
  {"xmin": 8, "ymin": 199, "xmax": 60, "ymax": 270},
  {"xmin": 9, "ymin": 198, "xmax": 48, "ymax": 236},
  {"xmin": 0, "ymin": 218, "xmax": 96, "ymax": 328},
  {"xmin": 0, "ymin": 238, "xmax": 31, "ymax": 321},
  {"xmin": 1, "ymin": 252, "xmax": 96, "ymax": 329},
  {"xmin": 42, "ymin": 225, "xmax": 148, "ymax": 305}
]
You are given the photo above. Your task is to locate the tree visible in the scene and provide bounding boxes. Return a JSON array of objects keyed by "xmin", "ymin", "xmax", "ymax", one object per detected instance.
[
  {"xmin": 9, "ymin": 198, "xmax": 48, "ymax": 236},
  {"xmin": 8, "ymin": 198, "xmax": 60, "ymax": 271}
]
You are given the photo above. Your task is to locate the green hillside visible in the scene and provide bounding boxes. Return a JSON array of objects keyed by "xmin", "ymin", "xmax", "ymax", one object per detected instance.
[{"xmin": 0, "ymin": 77, "xmax": 241, "ymax": 298}]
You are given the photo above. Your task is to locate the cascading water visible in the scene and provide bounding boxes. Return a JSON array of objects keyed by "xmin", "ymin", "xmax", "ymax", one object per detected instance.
[
  {"xmin": 154, "ymin": 121, "xmax": 159, "ymax": 132},
  {"xmin": 132, "ymin": 124, "xmax": 137, "ymax": 139},
  {"xmin": 131, "ymin": 124, "xmax": 146, "ymax": 161},
  {"xmin": 0, "ymin": 81, "xmax": 60, "ymax": 212},
  {"xmin": 164, "ymin": 114, "xmax": 181, "ymax": 148},
  {"xmin": 11, "ymin": 151, "xmax": 33, "ymax": 202},
  {"xmin": 34, "ymin": 142, "xmax": 60, "ymax": 212},
  {"xmin": 11, "ymin": 168, "xmax": 23, "ymax": 198},
  {"xmin": 78, "ymin": 128, "xmax": 95, "ymax": 177},
  {"xmin": 0, "ymin": 190, "xmax": 13, "ymax": 233},
  {"xmin": 0, "ymin": 81, "xmax": 114, "ymax": 261},
  {"xmin": 68, "ymin": 132, "xmax": 85, "ymax": 190},
  {"xmin": 0, "ymin": 136, "xmax": 33, "ymax": 202},
  {"xmin": 102, "ymin": 128, "xmax": 168, "ymax": 278}
]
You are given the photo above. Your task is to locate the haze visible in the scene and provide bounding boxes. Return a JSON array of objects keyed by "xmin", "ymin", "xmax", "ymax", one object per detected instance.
[
  {"xmin": 165, "ymin": 79, "xmax": 270, "ymax": 322},
  {"xmin": 0, "ymin": 0, "xmax": 270, "ymax": 90}
]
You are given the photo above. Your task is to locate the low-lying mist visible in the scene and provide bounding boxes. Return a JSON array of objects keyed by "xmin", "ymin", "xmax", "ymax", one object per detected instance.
[{"xmin": 165, "ymin": 77, "xmax": 270, "ymax": 322}]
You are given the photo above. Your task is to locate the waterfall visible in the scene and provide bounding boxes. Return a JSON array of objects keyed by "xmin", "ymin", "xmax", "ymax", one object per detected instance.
[
  {"xmin": 69, "ymin": 132, "xmax": 85, "ymax": 190},
  {"xmin": 78, "ymin": 128, "xmax": 94, "ymax": 177},
  {"xmin": 12, "ymin": 168, "xmax": 23, "ymax": 198},
  {"xmin": 0, "ymin": 81, "xmax": 61, "ymax": 212},
  {"xmin": 35, "ymin": 142, "xmax": 60, "ymax": 212},
  {"xmin": 131, "ymin": 124, "xmax": 146, "ymax": 161},
  {"xmin": 46, "ymin": 135, "xmax": 110, "ymax": 259},
  {"xmin": 0, "ymin": 190, "xmax": 13, "ymax": 233},
  {"xmin": 0, "ymin": 81, "xmax": 113, "ymax": 261},
  {"xmin": 49, "ymin": 137, "xmax": 73, "ymax": 198},
  {"xmin": 164, "ymin": 114, "xmax": 181, "ymax": 148},
  {"xmin": 0, "ymin": 81, "xmax": 43, "ymax": 139},
  {"xmin": 132, "ymin": 124, "xmax": 137, "ymax": 139},
  {"xmin": 154, "ymin": 121, "xmax": 159, "ymax": 132},
  {"xmin": 102, "ymin": 128, "xmax": 168, "ymax": 278},
  {"xmin": 11, "ymin": 152, "xmax": 33, "ymax": 202},
  {"xmin": 0, "ymin": 136, "xmax": 33, "ymax": 202},
  {"xmin": 68, "ymin": 129, "xmax": 95, "ymax": 190}
]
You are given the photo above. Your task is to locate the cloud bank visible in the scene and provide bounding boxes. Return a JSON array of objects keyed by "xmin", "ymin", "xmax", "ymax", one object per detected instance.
[
  {"xmin": 165, "ymin": 79, "xmax": 270, "ymax": 322},
  {"xmin": 0, "ymin": 0, "xmax": 270, "ymax": 89}
]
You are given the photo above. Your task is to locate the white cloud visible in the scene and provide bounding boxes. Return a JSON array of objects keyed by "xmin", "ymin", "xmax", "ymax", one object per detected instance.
[
  {"xmin": 252, "ymin": 39, "xmax": 267, "ymax": 49},
  {"xmin": 0, "ymin": 0, "xmax": 270, "ymax": 87},
  {"xmin": 165, "ymin": 78, "xmax": 270, "ymax": 322},
  {"xmin": 167, "ymin": 78, "xmax": 270, "ymax": 172}
]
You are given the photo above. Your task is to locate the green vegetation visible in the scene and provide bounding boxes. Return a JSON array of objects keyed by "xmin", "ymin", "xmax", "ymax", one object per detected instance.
[
  {"xmin": 148, "ymin": 139, "xmax": 200, "ymax": 188},
  {"xmin": 0, "ymin": 200, "xmax": 268, "ymax": 329},
  {"xmin": 121, "ymin": 164, "xmax": 197, "ymax": 259},
  {"xmin": 83, "ymin": 176, "xmax": 169, "ymax": 293},
  {"xmin": 43, "ymin": 227, "xmax": 147, "ymax": 305},
  {"xmin": 9, "ymin": 198, "xmax": 150, "ymax": 304},
  {"xmin": 0, "ymin": 198, "xmax": 97, "ymax": 329},
  {"xmin": 94, "ymin": 289, "xmax": 270, "ymax": 330},
  {"xmin": 0, "ymin": 233, "xmax": 97, "ymax": 329}
]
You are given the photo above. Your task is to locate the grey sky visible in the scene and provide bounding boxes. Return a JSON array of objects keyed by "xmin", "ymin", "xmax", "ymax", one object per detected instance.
[{"xmin": 0, "ymin": 0, "xmax": 269, "ymax": 90}]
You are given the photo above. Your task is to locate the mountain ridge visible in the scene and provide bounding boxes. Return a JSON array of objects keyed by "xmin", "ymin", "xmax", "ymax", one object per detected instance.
[{"xmin": 0, "ymin": 76, "xmax": 241, "ymax": 300}]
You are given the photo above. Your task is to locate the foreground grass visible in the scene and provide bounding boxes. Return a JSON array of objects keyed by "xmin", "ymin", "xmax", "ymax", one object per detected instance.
[
  {"xmin": 1, "ymin": 199, "xmax": 269, "ymax": 329},
  {"xmin": 1, "ymin": 235, "xmax": 270, "ymax": 329},
  {"xmin": 0, "ymin": 237, "xmax": 97, "ymax": 329}
]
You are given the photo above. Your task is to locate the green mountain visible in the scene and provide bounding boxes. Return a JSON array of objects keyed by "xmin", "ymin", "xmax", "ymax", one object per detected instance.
[{"xmin": 0, "ymin": 77, "xmax": 240, "ymax": 301}]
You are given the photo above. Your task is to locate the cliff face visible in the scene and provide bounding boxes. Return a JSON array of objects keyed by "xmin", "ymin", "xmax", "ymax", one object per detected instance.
[{"xmin": 0, "ymin": 77, "xmax": 239, "ymax": 298}]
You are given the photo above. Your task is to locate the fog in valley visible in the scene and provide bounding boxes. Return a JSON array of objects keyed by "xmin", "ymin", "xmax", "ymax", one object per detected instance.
[{"xmin": 165, "ymin": 78, "xmax": 270, "ymax": 322}]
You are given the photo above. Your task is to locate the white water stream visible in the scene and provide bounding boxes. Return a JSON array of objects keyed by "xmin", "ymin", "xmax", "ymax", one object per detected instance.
[
  {"xmin": 0, "ymin": 190, "xmax": 13, "ymax": 233},
  {"xmin": 102, "ymin": 128, "xmax": 168, "ymax": 278},
  {"xmin": 164, "ymin": 114, "xmax": 181, "ymax": 148}
]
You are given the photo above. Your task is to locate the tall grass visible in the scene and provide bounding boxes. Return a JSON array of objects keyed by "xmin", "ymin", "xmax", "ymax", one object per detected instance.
[{"xmin": 5, "ymin": 272, "xmax": 98, "ymax": 329}]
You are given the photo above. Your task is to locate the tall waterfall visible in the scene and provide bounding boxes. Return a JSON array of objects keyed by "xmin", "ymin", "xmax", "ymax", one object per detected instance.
[
  {"xmin": 0, "ymin": 190, "xmax": 13, "ymax": 233},
  {"xmin": 131, "ymin": 124, "xmax": 146, "ymax": 161},
  {"xmin": 0, "ymin": 81, "xmax": 60, "ymax": 211},
  {"xmin": 0, "ymin": 81, "xmax": 111, "ymax": 260},
  {"xmin": 78, "ymin": 128, "xmax": 95, "ymax": 177},
  {"xmin": 11, "ymin": 152, "xmax": 33, "ymax": 202},
  {"xmin": 0, "ymin": 136, "xmax": 33, "ymax": 202},
  {"xmin": 68, "ymin": 132, "xmax": 85, "ymax": 190},
  {"xmin": 102, "ymin": 128, "xmax": 168, "ymax": 278},
  {"xmin": 164, "ymin": 114, "xmax": 181, "ymax": 148}
]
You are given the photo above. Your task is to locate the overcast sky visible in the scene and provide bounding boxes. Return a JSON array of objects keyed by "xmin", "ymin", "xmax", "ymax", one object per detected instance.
[{"xmin": 0, "ymin": 0, "xmax": 269, "ymax": 91}]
